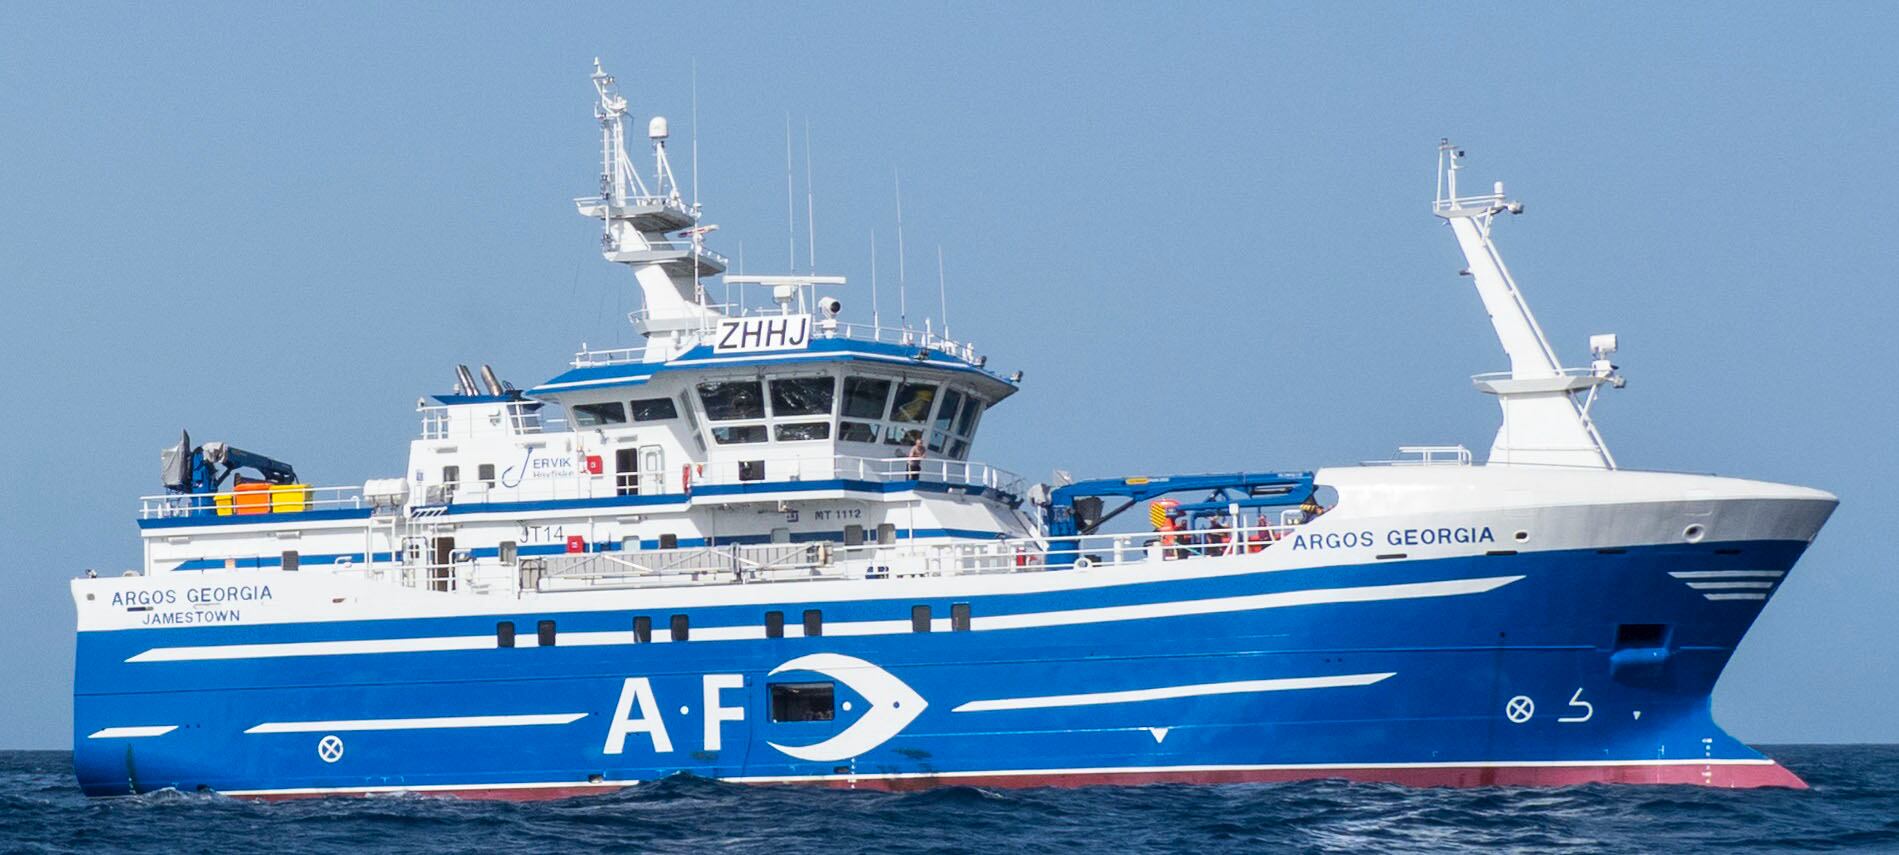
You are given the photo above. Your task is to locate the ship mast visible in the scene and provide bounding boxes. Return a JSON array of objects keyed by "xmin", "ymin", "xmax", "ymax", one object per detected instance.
[
  {"xmin": 575, "ymin": 59, "xmax": 729, "ymax": 362},
  {"xmin": 1434, "ymin": 141, "xmax": 1623, "ymax": 469}
]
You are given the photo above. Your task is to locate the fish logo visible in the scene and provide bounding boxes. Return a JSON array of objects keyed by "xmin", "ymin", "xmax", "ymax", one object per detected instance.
[{"xmin": 766, "ymin": 653, "xmax": 927, "ymax": 762}]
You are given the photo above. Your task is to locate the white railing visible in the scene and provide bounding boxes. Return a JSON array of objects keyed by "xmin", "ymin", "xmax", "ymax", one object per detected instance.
[
  {"xmin": 573, "ymin": 193, "xmax": 693, "ymax": 217},
  {"xmin": 139, "ymin": 454, "xmax": 1027, "ymax": 519},
  {"xmin": 685, "ymin": 454, "xmax": 1024, "ymax": 497},
  {"xmin": 1363, "ymin": 445, "xmax": 1472, "ymax": 467},
  {"xmin": 610, "ymin": 238, "xmax": 729, "ymax": 268},
  {"xmin": 534, "ymin": 522, "xmax": 1305, "ymax": 592},
  {"xmin": 139, "ymin": 485, "xmax": 369, "ymax": 520},
  {"xmin": 418, "ymin": 403, "xmax": 545, "ymax": 440},
  {"xmin": 572, "ymin": 314, "xmax": 985, "ymax": 368}
]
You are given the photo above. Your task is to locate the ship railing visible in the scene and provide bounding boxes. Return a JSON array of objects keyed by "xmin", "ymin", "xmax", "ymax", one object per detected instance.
[
  {"xmin": 396, "ymin": 453, "xmax": 1026, "ymax": 508},
  {"xmin": 684, "ymin": 454, "xmax": 1025, "ymax": 497},
  {"xmin": 1362, "ymin": 445, "xmax": 1472, "ymax": 467},
  {"xmin": 138, "ymin": 485, "xmax": 369, "ymax": 520},
  {"xmin": 573, "ymin": 193, "xmax": 693, "ymax": 218},
  {"xmin": 616, "ymin": 237, "xmax": 729, "ymax": 268},
  {"xmin": 417, "ymin": 402, "xmax": 546, "ymax": 439},
  {"xmin": 532, "ymin": 522, "xmax": 1310, "ymax": 592},
  {"xmin": 1432, "ymin": 190, "xmax": 1510, "ymax": 215},
  {"xmin": 572, "ymin": 313, "xmax": 984, "ymax": 368}
]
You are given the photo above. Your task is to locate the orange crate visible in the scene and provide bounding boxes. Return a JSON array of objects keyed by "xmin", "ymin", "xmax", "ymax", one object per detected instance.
[{"xmin": 233, "ymin": 483, "xmax": 273, "ymax": 515}]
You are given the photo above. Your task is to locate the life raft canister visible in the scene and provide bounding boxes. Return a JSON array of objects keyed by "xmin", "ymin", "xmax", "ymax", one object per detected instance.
[{"xmin": 1151, "ymin": 498, "xmax": 1181, "ymax": 548}]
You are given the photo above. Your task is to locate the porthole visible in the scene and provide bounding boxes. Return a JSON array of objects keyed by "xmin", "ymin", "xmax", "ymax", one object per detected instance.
[
  {"xmin": 1513, "ymin": 530, "xmax": 1530, "ymax": 543},
  {"xmin": 1683, "ymin": 524, "xmax": 1706, "ymax": 543}
]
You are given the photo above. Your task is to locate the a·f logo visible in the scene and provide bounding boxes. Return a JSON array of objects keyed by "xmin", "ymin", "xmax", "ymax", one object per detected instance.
[{"xmin": 765, "ymin": 653, "xmax": 927, "ymax": 762}]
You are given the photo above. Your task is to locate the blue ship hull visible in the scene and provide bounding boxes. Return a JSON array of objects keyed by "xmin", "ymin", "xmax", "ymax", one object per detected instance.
[{"xmin": 73, "ymin": 539, "xmax": 1810, "ymax": 797}]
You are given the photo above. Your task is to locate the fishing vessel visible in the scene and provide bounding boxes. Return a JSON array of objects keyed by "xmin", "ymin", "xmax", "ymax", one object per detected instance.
[{"xmin": 71, "ymin": 62, "xmax": 1836, "ymax": 798}]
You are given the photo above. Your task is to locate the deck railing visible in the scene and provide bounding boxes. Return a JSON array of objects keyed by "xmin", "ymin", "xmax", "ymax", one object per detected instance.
[
  {"xmin": 572, "ymin": 314, "xmax": 984, "ymax": 368},
  {"xmin": 139, "ymin": 485, "xmax": 370, "ymax": 520},
  {"xmin": 533, "ymin": 522, "xmax": 1303, "ymax": 592},
  {"xmin": 137, "ymin": 454, "xmax": 1025, "ymax": 519}
]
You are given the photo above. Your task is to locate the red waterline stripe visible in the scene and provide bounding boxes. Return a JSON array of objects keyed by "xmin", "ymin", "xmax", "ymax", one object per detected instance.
[{"xmin": 237, "ymin": 761, "xmax": 1807, "ymax": 801}]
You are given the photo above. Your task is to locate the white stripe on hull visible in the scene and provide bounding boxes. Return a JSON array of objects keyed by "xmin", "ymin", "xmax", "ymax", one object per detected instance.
[
  {"xmin": 127, "ymin": 575, "xmax": 1524, "ymax": 664},
  {"xmin": 244, "ymin": 713, "xmax": 588, "ymax": 734},
  {"xmin": 952, "ymin": 672, "xmax": 1395, "ymax": 712},
  {"xmin": 86, "ymin": 725, "xmax": 178, "ymax": 739}
]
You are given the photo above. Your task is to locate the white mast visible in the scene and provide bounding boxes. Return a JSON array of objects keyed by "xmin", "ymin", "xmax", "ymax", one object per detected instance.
[
  {"xmin": 576, "ymin": 60, "xmax": 728, "ymax": 362},
  {"xmin": 1434, "ymin": 140, "xmax": 1622, "ymax": 469}
]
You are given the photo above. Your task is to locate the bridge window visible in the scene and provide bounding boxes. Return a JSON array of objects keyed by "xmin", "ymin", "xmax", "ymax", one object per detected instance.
[
  {"xmin": 952, "ymin": 602, "xmax": 972, "ymax": 632},
  {"xmin": 765, "ymin": 610, "xmax": 785, "ymax": 638},
  {"xmin": 769, "ymin": 682, "xmax": 835, "ymax": 722},
  {"xmin": 889, "ymin": 382, "xmax": 937, "ymax": 423},
  {"xmin": 679, "ymin": 393, "xmax": 706, "ymax": 452},
  {"xmin": 886, "ymin": 426, "xmax": 925, "ymax": 448},
  {"xmin": 712, "ymin": 425, "xmax": 768, "ymax": 445},
  {"xmin": 803, "ymin": 609, "xmax": 823, "ymax": 637},
  {"xmin": 953, "ymin": 398, "xmax": 983, "ymax": 436},
  {"xmin": 774, "ymin": 423, "xmax": 830, "ymax": 442},
  {"xmin": 697, "ymin": 380, "xmax": 765, "ymax": 421},
  {"xmin": 496, "ymin": 621, "xmax": 515, "ymax": 648},
  {"xmin": 842, "ymin": 377, "xmax": 893, "ymax": 418},
  {"xmin": 572, "ymin": 401, "xmax": 627, "ymax": 426},
  {"xmin": 632, "ymin": 616, "xmax": 651, "ymax": 644},
  {"xmin": 629, "ymin": 397, "xmax": 679, "ymax": 422},
  {"xmin": 477, "ymin": 463, "xmax": 495, "ymax": 487},
  {"xmin": 537, "ymin": 620, "xmax": 556, "ymax": 647},
  {"xmin": 912, "ymin": 605, "xmax": 932, "ymax": 633},
  {"xmin": 770, "ymin": 377, "xmax": 835, "ymax": 417},
  {"xmin": 670, "ymin": 614, "xmax": 689, "ymax": 641},
  {"xmin": 838, "ymin": 422, "xmax": 879, "ymax": 443},
  {"xmin": 933, "ymin": 388, "xmax": 964, "ymax": 435}
]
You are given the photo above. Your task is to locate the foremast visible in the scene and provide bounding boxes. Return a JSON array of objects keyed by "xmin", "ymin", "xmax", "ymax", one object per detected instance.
[
  {"xmin": 575, "ymin": 60, "xmax": 729, "ymax": 362},
  {"xmin": 1434, "ymin": 141, "xmax": 1623, "ymax": 469}
]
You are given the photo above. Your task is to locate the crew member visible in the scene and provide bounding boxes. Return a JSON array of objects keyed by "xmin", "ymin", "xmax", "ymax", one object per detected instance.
[{"xmin": 907, "ymin": 432, "xmax": 926, "ymax": 480}]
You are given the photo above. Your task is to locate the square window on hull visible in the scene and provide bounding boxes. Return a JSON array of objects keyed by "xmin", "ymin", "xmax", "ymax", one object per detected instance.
[{"xmin": 770, "ymin": 682, "xmax": 835, "ymax": 722}]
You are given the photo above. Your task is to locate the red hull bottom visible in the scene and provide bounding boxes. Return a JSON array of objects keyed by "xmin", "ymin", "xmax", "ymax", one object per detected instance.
[{"xmin": 238, "ymin": 760, "xmax": 1807, "ymax": 801}]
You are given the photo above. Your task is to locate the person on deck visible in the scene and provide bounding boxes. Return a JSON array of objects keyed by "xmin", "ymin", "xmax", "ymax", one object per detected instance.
[{"xmin": 907, "ymin": 432, "xmax": 926, "ymax": 480}]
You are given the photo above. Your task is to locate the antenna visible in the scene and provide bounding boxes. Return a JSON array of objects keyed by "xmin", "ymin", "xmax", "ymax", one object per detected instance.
[
  {"xmin": 937, "ymin": 245, "xmax": 949, "ymax": 341},
  {"xmin": 785, "ymin": 114, "xmax": 796, "ymax": 271},
  {"xmin": 690, "ymin": 59, "xmax": 700, "ymax": 213},
  {"xmin": 804, "ymin": 118, "xmax": 817, "ymax": 275},
  {"xmin": 870, "ymin": 229, "xmax": 881, "ymax": 328},
  {"xmin": 895, "ymin": 169, "xmax": 908, "ymax": 332}
]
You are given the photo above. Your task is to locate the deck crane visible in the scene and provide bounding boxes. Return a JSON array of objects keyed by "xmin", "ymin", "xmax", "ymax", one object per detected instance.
[{"xmin": 160, "ymin": 430, "xmax": 298, "ymax": 497}]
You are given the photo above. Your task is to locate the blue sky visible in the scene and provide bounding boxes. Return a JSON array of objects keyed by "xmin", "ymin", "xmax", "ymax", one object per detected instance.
[{"xmin": 2, "ymin": 3, "xmax": 1895, "ymax": 748}]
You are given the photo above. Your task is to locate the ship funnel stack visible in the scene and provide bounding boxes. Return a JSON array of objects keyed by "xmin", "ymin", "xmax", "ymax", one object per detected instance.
[
  {"xmin": 1433, "ymin": 140, "xmax": 1621, "ymax": 469},
  {"xmin": 576, "ymin": 60, "xmax": 729, "ymax": 361}
]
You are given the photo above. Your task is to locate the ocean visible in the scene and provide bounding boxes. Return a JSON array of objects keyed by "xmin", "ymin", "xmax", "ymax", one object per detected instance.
[{"xmin": 5, "ymin": 746, "xmax": 1897, "ymax": 853}]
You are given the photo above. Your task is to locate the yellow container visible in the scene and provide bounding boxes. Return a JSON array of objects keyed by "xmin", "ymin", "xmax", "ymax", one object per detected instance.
[
  {"xmin": 269, "ymin": 483, "xmax": 311, "ymax": 514},
  {"xmin": 214, "ymin": 494, "xmax": 235, "ymax": 516}
]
